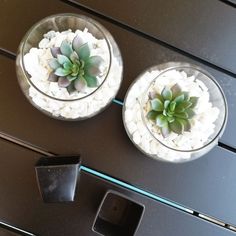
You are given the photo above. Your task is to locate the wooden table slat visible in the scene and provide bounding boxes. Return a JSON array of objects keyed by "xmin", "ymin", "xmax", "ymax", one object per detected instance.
[
  {"xmin": 0, "ymin": 0, "xmax": 235, "ymax": 148},
  {"xmin": 0, "ymin": 55, "xmax": 235, "ymax": 225},
  {"xmin": 72, "ymin": 0, "xmax": 236, "ymax": 74},
  {"xmin": 0, "ymin": 139, "xmax": 235, "ymax": 236},
  {"xmin": 0, "ymin": 0, "xmax": 236, "ymax": 227}
]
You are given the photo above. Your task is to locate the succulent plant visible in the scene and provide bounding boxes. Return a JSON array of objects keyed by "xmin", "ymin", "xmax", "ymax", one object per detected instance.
[
  {"xmin": 48, "ymin": 35, "xmax": 104, "ymax": 93},
  {"xmin": 147, "ymin": 84, "xmax": 198, "ymax": 138}
]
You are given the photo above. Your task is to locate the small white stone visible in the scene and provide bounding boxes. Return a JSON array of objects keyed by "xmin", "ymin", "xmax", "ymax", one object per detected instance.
[
  {"xmin": 94, "ymin": 91, "xmax": 104, "ymax": 101},
  {"xmin": 125, "ymin": 95, "xmax": 136, "ymax": 108},
  {"xmin": 137, "ymin": 121, "xmax": 148, "ymax": 135},
  {"xmin": 39, "ymin": 38, "xmax": 50, "ymax": 48},
  {"xmin": 150, "ymin": 140, "xmax": 158, "ymax": 154},
  {"xmin": 127, "ymin": 122, "xmax": 137, "ymax": 134},
  {"xmin": 44, "ymin": 30, "xmax": 56, "ymax": 39},
  {"xmin": 140, "ymin": 136, "xmax": 151, "ymax": 152},
  {"xmin": 133, "ymin": 131, "xmax": 141, "ymax": 145},
  {"xmin": 125, "ymin": 109, "xmax": 134, "ymax": 123}
]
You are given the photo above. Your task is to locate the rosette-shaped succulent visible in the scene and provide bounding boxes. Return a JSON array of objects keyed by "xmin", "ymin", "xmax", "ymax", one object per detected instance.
[
  {"xmin": 48, "ymin": 35, "xmax": 103, "ymax": 93},
  {"xmin": 147, "ymin": 84, "xmax": 198, "ymax": 137}
]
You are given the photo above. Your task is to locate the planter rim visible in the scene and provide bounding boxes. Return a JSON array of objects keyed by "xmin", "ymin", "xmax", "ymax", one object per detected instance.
[
  {"xmin": 92, "ymin": 189, "xmax": 145, "ymax": 236},
  {"xmin": 35, "ymin": 155, "xmax": 81, "ymax": 167}
]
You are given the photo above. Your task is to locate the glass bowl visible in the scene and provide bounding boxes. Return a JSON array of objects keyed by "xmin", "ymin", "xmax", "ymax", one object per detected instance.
[
  {"xmin": 123, "ymin": 62, "xmax": 228, "ymax": 163},
  {"xmin": 16, "ymin": 13, "xmax": 123, "ymax": 120}
]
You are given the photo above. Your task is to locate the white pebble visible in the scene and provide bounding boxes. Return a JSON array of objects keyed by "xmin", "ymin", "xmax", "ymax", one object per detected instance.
[
  {"xmin": 125, "ymin": 109, "xmax": 134, "ymax": 123},
  {"xmin": 133, "ymin": 131, "xmax": 141, "ymax": 145},
  {"xmin": 127, "ymin": 122, "xmax": 137, "ymax": 134}
]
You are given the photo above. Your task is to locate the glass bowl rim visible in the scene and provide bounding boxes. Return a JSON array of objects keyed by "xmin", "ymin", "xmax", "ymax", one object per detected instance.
[
  {"xmin": 123, "ymin": 62, "xmax": 228, "ymax": 154},
  {"xmin": 19, "ymin": 13, "xmax": 112, "ymax": 102}
]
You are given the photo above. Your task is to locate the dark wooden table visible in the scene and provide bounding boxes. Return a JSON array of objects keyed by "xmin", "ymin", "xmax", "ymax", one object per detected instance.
[{"xmin": 0, "ymin": 0, "xmax": 236, "ymax": 235}]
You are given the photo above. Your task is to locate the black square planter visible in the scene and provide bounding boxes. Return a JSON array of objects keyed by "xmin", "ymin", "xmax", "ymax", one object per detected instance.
[
  {"xmin": 35, "ymin": 155, "xmax": 81, "ymax": 203},
  {"xmin": 92, "ymin": 190, "xmax": 145, "ymax": 236}
]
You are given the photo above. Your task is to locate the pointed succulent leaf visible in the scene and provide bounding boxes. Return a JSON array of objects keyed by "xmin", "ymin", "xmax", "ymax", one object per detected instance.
[
  {"xmin": 70, "ymin": 51, "xmax": 79, "ymax": 63},
  {"xmin": 50, "ymin": 47, "xmax": 61, "ymax": 58},
  {"xmin": 57, "ymin": 54, "xmax": 71, "ymax": 65},
  {"xmin": 87, "ymin": 55, "xmax": 104, "ymax": 66},
  {"xmin": 80, "ymin": 60, "xmax": 85, "ymax": 69},
  {"xmin": 167, "ymin": 111, "xmax": 174, "ymax": 117},
  {"xmin": 147, "ymin": 110, "xmax": 160, "ymax": 120},
  {"xmin": 156, "ymin": 93, "xmax": 164, "ymax": 102},
  {"xmin": 58, "ymin": 77, "xmax": 71, "ymax": 88},
  {"xmin": 163, "ymin": 109, "xmax": 167, "ymax": 116},
  {"xmin": 55, "ymin": 67, "xmax": 71, "ymax": 76},
  {"xmin": 178, "ymin": 118, "xmax": 191, "ymax": 132},
  {"xmin": 182, "ymin": 101, "xmax": 192, "ymax": 109},
  {"xmin": 189, "ymin": 97, "xmax": 199, "ymax": 108},
  {"xmin": 71, "ymin": 64, "xmax": 80, "ymax": 77},
  {"xmin": 174, "ymin": 112, "xmax": 188, "ymax": 119},
  {"xmin": 171, "ymin": 83, "xmax": 181, "ymax": 98},
  {"xmin": 167, "ymin": 116, "xmax": 175, "ymax": 123},
  {"xmin": 85, "ymin": 56, "xmax": 104, "ymax": 76},
  {"xmin": 164, "ymin": 100, "xmax": 170, "ymax": 109},
  {"xmin": 63, "ymin": 61, "xmax": 73, "ymax": 71},
  {"xmin": 183, "ymin": 92, "xmax": 190, "ymax": 101},
  {"xmin": 161, "ymin": 125, "xmax": 171, "ymax": 138},
  {"xmin": 72, "ymin": 35, "xmax": 85, "ymax": 54},
  {"xmin": 74, "ymin": 77, "xmax": 87, "ymax": 91},
  {"xmin": 85, "ymin": 63, "xmax": 101, "ymax": 77},
  {"xmin": 149, "ymin": 91, "xmax": 158, "ymax": 100},
  {"xmin": 186, "ymin": 108, "xmax": 195, "ymax": 119},
  {"xmin": 60, "ymin": 40, "xmax": 73, "ymax": 57},
  {"xmin": 66, "ymin": 82, "xmax": 76, "ymax": 94},
  {"xmin": 151, "ymin": 98, "xmax": 163, "ymax": 111},
  {"xmin": 48, "ymin": 72, "xmax": 58, "ymax": 82},
  {"xmin": 174, "ymin": 94, "xmax": 185, "ymax": 104},
  {"xmin": 175, "ymin": 101, "xmax": 192, "ymax": 113},
  {"xmin": 84, "ymin": 74, "xmax": 98, "ymax": 87},
  {"xmin": 48, "ymin": 58, "xmax": 60, "ymax": 70},
  {"xmin": 67, "ymin": 75, "xmax": 77, "ymax": 81},
  {"xmin": 161, "ymin": 87, "xmax": 172, "ymax": 100},
  {"xmin": 169, "ymin": 119, "xmax": 184, "ymax": 135},
  {"xmin": 175, "ymin": 103, "xmax": 185, "ymax": 113},
  {"xmin": 77, "ymin": 43, "xmax": 90, "ymax": 60},
  {"xmin": 169, "ymin": 101, "xmax": 176, "ymax": 112},
  {"xmin": 175, "ymin": 106, "xmax": 184, "ymax": 113},
  {"xmin": 156, "ymin": 114, "xmax": 168, "ymax": 127}
]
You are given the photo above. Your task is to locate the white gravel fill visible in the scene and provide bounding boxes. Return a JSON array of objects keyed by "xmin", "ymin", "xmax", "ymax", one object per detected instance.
[
  {"xmin": 124, "ymin": 69, "xmax": 220, "ymax": 162},
  {"xmin": 23, "ymin": 29, "xmax": 122, "ymax": 119}
]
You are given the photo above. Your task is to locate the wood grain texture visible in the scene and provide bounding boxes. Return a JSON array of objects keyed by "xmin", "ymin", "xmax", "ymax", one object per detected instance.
[
  {"xmin": 0, "ymin": 55, "xmax": 235, "ymax": 225},
  {"xmin": 0, "ymin": 0, "xmax": 236, "ymax": 227},
  {"xmin": 71, "ymin": 0, "xmax": 236, "ymax": 74},
  {"xmin": 0, "ymin": 0, "xmax": 235, "ymax": 147},
  {"xmin": 0, "ymin": 139, "xmax": 235, "ymax": 235}
]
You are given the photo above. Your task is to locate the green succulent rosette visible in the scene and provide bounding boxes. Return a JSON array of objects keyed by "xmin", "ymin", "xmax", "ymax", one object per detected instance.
[
  {"xmin": 147, "ymin": 83, "xmax": 199, "ymax": 138},
  {"xmin": 48, "ymin": 35, "xmax": 104, "ymax": 94}
]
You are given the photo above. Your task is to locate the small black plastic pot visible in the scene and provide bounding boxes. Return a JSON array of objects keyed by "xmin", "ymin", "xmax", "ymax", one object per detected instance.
[
  {"xmin": 35, "ymin": 155, "xmax": 81, "ymax": 203},
  {"xmin": 92, "ymin": 190, "xmax": 145, "ymax": 236}
]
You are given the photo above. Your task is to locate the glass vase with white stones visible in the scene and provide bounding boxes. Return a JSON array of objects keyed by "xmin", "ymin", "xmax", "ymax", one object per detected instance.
[
  {"xmin": 16, "ymin": 14, "xmax": 123, "ymax": 120},
  {"xmin": 123, "ymin": 62, "xmax": 228, "ymax": 163}
]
